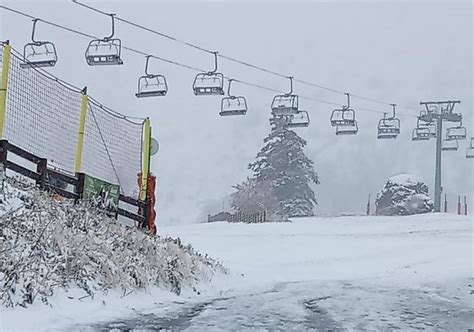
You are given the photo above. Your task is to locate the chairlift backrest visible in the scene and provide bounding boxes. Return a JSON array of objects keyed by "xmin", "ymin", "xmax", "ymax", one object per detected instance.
[
  {"xmin": 85, "ymin": 38, "xmax": 123, "ymax": 66},
  {"xmin": 441, "ymin": 138, "xmax": 458, "ymax": 151},
  {"xmin": 412, "ymin": 127, "xmax": 430, "ymax": 141},
  {"xmin": 193, "ymin": 72, "xmax": 225, "ymax": 95},
  {"xmin": 286, "ymin": 111, "xmax": 310, "ymax": 128},
  {"xmin": 271, "ymin": 94, "xmax": 299, "ymax": 115},
  {"xmin": 220, "ymin": 96, "xmax": 247, "ymax": 116},
  {"xmin": 467, "ymin": 138, "xmax": 474, "ymax": 159},
  {"xmin": 136, "ymin": 56, "xmax": 168, "ymax": 98},
  {"xmin": 446, "ymin": 125, "xmax": 466, "ymax": 140},
  {"xmin": 136, "ymin": 75, "xmax": 168, "ymax": 98},
  {"xmin": 85, "ymin": 14, "xmax": 123, "ymax": 66},
  {"xmin": 219, "ymin": 78, "xmax": 247, "ymax": 116}
]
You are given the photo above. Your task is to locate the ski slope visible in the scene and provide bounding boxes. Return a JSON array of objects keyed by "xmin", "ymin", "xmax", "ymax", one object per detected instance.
[{"xmin": 2, "ymin": 213, "xmax": 473, "ymax": 330}]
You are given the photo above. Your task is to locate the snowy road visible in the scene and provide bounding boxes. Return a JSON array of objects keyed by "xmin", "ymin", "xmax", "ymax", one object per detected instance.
[
  {"xmin": 86, "ymin": 214, "xmax": 473, "ymax": 331},
  {"xmin": 88, "ymin": 280, "xmax": 473, "ymax": 331}
]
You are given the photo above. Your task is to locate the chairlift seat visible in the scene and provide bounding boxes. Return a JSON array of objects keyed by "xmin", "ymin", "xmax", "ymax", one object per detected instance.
[
  {"xmin": 412, "ymin": 128, "xmax": 431, "ymax": 141},
  {"xmin": 330, "ymin": 108, "xmax": 356, "ymax": 126},
  {"xmin": 441, "ymin": 139, "xmax": 458, "ymax": 151},
  {"xmin": 377, "ymin": 118, "xmax": 400, "ymax": 139},
  {"xmin": 271, "ymin": 94, "xmax": 299, "ymax": 116},
  {"xmin": 418, "ymin": 123, "xmax": 437, "ymax": 138},
  {"xmin": 286, "ymin": 111, "xmax": 310, "ymax": 128},
  {"xmin": 220, "ymin": 96, "xmax": 247, "ymax": 116},
  {"xmin": 193, "ymin": 72, "xmax": 225, "ymax": 95},
  {"xmin": 136, "ymin": 75, "xmax": 168, "ymax": 98},
  {"xmin": 85, "ymin": 39, "xmax": 123, "ymax": 66},
  {"xmin": 466, "ymin": 148, "xmax": 474, "ymax": 159},
  {"xmin": 335, "ymin": 121, "xmax": 358, "ymax": 135},
  {"xmin": 20, "ymin": 42, "xmax": 57, "ymax": 68},
  {"xmin": 446, "ymin": 126, "xmax": 467, "ymax": 140}
]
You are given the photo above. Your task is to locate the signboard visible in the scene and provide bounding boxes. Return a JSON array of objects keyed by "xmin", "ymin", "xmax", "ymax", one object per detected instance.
[
  {"xmin": 83, "ymin": 174, "xmax": 120, "ymax": 211},
  {"xmin": 150, "ymin": 138, "xmax": 159, "ymax": 156}
]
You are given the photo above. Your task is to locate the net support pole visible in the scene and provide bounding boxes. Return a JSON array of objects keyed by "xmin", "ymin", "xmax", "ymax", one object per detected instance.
[
  {"xmin": 140, "ymin": 118, "xmax": 151, "ymax": 201},
  {"xmin": 74, "ymin": 87, "xmax": 88, "ymax": 173},
  {"xmin": 0, "ymin": 42, "xmax": 12, "ymax": 139}
]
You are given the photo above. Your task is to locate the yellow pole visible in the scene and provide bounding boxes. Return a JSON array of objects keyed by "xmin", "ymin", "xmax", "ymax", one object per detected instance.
[
  {"xmin": 74, "ymin": 87, "xmax": 88, "ymax": 173},
  {"xmin": 0, "ymin": 43, "xmax": 12, "ymax": 139},
  {"xmin": 140, "ymin": 118, "xmax": 151, "ymax": 201}
]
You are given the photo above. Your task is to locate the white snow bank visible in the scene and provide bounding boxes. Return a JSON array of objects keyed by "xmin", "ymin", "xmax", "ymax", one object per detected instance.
[
  {"xmin": 0, "ymin": 178, "xmax": 225, "ymax": 309},
  {"xmin": 161, "ymin": 213, "xmax": 473, "ymax": 292},
  {"xmin": 388, "ymin": 173, "xmax": 423, "ymax": 186}
]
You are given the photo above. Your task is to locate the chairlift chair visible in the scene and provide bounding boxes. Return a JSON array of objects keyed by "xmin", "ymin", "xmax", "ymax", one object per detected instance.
[
  {"xmin": 271, "ymin": 76, "xmax": 299, "ymax": 116},
  {"xmin": 220, "ymin": 79, "xmax": 247, "ymax": 116},
  {"xmin": 417, "ymin": 119, "xmax": 437, "ymax": 139},
  {"xmin": 330, "ymin": 93, "xmax": 356, "ymax": 126},
  {"xmin": 466, "ymin": 137, "xmax": 474, "ymax": 159},
  {"xmin": 377, "ymin": 105, "xmax": 400, "ymax": 139},
  {"xmin": 412, "ymin": 127, "xmax": 431, "ymax": 141},
  {"xmin": 335, "ymin": 121, "xmax": 358, "ymax": 135},
  {"xmin": 21, "ymin": 19, "xmax": 58, "ymax": 68},
  {"xmin": 85, "ymin": 14, "xmax": 123, "ymax": 66},
  {"xmin": 286, "ymin": 111, "xmax": 310, "ymax": 128},
  {"xmin": 193, "ymin": 52, "xmax": 225, "ymax": 95},
  {"xmin": 446, "ymin": 124, "xmax": 467, "ymax": 141},
  {"xmin": 136, "ymin": 56, "xmax": 168, "ymax": 98},
  {"xmin": 441, "ymin": 138, "xmax": 458, "ymax": 151}
]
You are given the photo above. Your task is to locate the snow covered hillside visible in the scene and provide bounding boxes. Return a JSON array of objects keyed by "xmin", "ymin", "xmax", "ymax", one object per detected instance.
[
  {"xmin": 2, "ymin": 193, "xmax": 472, "ymax": 330},
  {"xmin": 156, "ymin": 215, "xmax": 473, "ymax": 330}
]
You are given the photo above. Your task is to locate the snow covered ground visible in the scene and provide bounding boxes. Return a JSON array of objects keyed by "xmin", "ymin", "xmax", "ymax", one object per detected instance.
[{"xmin": 2, "ymin": 213, "xmax": 473, "ymax": 330}]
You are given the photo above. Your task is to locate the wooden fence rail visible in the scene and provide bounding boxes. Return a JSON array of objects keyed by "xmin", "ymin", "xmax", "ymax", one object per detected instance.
[{"xmin": 0, "ymin": 139, "xmax": 146, "ymax": 224}]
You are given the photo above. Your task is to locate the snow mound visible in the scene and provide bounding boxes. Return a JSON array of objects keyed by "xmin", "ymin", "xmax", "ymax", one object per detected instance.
[
  {"xmin": 387, "ymin": 173, "xmax": 423, "ymax": 186},
  {"xmin": 0, "ymin": 178, "xmax": 226, "ymax": 308}
]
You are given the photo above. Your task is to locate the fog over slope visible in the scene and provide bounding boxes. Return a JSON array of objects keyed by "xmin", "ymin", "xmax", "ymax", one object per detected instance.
[{"xmin": 1, "ymin": 0, "xmax": 472, "ymax": 223}]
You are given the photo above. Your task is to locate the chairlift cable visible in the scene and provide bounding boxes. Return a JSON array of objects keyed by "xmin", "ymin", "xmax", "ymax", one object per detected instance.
[
  {"xmin": 1, "ymin": 4, "xmax": 419, "ymax": 119},
  {"xmin": 70, "ymin": 0, "xmax": 419, "ymax": 113}
]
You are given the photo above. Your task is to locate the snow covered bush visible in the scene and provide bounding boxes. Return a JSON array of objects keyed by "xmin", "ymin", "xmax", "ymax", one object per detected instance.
[
  {"xmin": 0, "ymin": 177, "xmax": 226, "ymax": 308},
  {"xmin": 375, "ymin": 174, "xmax": 434, "ymax": 216}
]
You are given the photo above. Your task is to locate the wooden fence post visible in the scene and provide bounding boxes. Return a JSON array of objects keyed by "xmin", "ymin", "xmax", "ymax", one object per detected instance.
[
  {"xmin": 75, "ymin": 172, "xmax": 85, "ymax": 202},
  {"xmin": 0, "ymin": 139, "xmax": 8, "ymax": 168},
  {"xmin": 36, "ymin": 158, "xmax": 47, "ymax": 189}
]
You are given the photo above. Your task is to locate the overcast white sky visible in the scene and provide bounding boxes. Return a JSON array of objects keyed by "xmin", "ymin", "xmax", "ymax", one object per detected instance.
[{"xmin": 1, "ymin": 0, "xmax": 472, "ymax": 224}]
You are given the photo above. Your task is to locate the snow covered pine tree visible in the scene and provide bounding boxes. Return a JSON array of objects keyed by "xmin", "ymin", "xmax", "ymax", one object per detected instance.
[
  {"xmin": 232, "ymin": 119, "xmax": 319, "ymax": 219},
  {"xmin": 375, "ymin": 174, "xmax": 434, "ymax": 216}
]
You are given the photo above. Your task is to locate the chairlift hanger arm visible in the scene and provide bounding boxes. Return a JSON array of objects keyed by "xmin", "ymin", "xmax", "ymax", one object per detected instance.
[
  {"xmin": 208, "ymin": 51, "xmax": 218, "ymax": 74},
  {"xmin": 390, "ymin": 103, "xmax": 396, "ymax": 118},
  {"xmin": 30, "ymin": 18, "xmax": 41, "ymax": 43},
  {"xmin": 144, "ymin": 55, "xmax": 152, "ymax": 76},
  {"xmin": 345, "ymin": 93, "xmax": 350, "ymax": 108},
  {"xmin": 227, "ymin": 78, "xmax": 235, "ymax": 98},
  {"xmin": 104, "ymin": 13, "xmax": 116, "ymax": 40},
  {"xmin": 287, "ymin": 76, "xmax": 294, "ymax": 96}
]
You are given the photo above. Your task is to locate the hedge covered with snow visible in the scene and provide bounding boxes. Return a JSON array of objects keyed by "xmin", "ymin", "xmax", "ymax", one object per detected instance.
[
  {"xmin": 0, "ymin": 178, "xmax": 225, "ymax": 308},
  {"xmin": 375, "ymin": 174, "xmax": 434, "ymax": 216}
]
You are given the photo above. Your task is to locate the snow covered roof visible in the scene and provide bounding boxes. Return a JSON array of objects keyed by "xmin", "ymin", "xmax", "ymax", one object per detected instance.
[{"xmin": 388, "ymin": 173, "xmax": 423, "ymax": 186}]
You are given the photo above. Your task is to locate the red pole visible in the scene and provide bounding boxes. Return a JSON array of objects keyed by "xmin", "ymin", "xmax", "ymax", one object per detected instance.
[
  {"xmin": 464, "ymin": 196, "xmax": 468, "ymax": 215},
  {"xmin": 457, "ymin": 196, "xmax": 461, "ymax": 215},
  {"xmin": 444, "ymin": 194, "xmax": 447, "ymax": 213}
]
